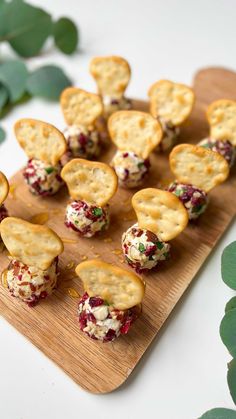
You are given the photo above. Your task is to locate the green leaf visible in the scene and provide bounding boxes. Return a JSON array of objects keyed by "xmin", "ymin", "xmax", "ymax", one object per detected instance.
[
  {"xmin": 0, "ymin": 60, "xmax": 28, "ymax": 102},
  {"xmin": 228, "ymin": 359, "xmax": 236, "ymax": 405},
  {"xmin": 0, "ymin": 126, "xmax": 6, "ymax": 144},
  {"xmin": 138, "ymin": 243, "xmax": 145, "ymax": 253},
  {"xmin": 92, "ymin": 207, "xmax": 103, "ymax": 217},
  {"xmin": 0, "ymin": 0, "xmax": 52, "ymax": 57},
  {"xmin": 26, "ymin": 65, "xmax": 71, "ymax": 100},
  {"xmin": 225, "ymin": 297, "xmax": 236, "ymax": 313},
  {"xmin": 199, "ymin": 408, "xmax": 236, "ymax": 419},
  {"xmin": 222, "ymin": 241, "xmax": 236, "ymax": 290},
  {"xmin": 220, "ymin": 309, "xmax": 236, "ymax": 357},
  {"xmin": 0, "ymin": 84, "xmax": 8, "ymax": 109},
  {"xmin": 53, "ymin": 17, "xmax": 78, "ymax": 55}
]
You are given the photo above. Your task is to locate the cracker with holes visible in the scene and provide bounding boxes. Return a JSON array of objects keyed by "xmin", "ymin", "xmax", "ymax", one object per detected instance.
[
  {"xmin": 90, "ymin": 56, "xmax": 132, "ymax": 119},
  {"xmin": 60, "ymin": 87, "xmax": 103, "ymax": 162},
  {"xmin": 15, "ymin": 119, "xmax": 66, "ymax": 197},
  {"xmin": 0, "ymin": 217, "xmax": 63, "ymax": 306},
  {"xmin": 148, "ymin": 80, "xmax": 195, "ymax": 152},
  {"xmin": 61, "ymin": 158, "xmax": 118, "ymax": 238},
  {"xmin": 122, "ymin": 188, "xmax": 188, "ymax": 272},
  {"xmin": 76, "ymin": 259, "xmax": 144, "ymax": 342},
  {"xmin": 0, "ymin": 172, "xmax": 9, "ymax": 239},
  {"xmin": 168, "ymin": 144, "xmax": 229, "ymax": 220},
  {"xmin": 108, "ymin": 111, "xmax": 162, "ymax": 188}
]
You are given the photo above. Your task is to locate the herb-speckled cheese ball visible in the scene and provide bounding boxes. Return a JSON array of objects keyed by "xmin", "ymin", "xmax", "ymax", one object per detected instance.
[
  {"xmin": 103, "ymin": 96, "xmax": 132, "ymax": 118},
  {"xmin": 65, "ymin": 200, "xmax": 109, "ymax": 238},
  {"xmin": 156, "ymin": 117, "xmax": 180, "ymax": 152},
  {"xmin": 198, "ymin": 137, "xmax": 235, "ymax": 168},
  {"xmin": 111, "ymin": 151, "xmax": 150, "ymax": 188},
  {"xmin": 23, "ymin": 158, "xmax": 63, "ymax": 196},
  {"xmin": 122, "ymin": 224, "xmax": 170, "ymax": 272},
  {"xmin": 78, "ymin": 292, "xmax": 140, "ymax": 342},
  {"xmin": 63, "ymin": 125, "xmax": 101, "ymax": 160},
  {"xmin": 168, "ymin": 181, "xmax": 208, "ymax": 220},
  {"xmin": 5, "ymin": 258, "xmax": 58, "ymax": 306}
]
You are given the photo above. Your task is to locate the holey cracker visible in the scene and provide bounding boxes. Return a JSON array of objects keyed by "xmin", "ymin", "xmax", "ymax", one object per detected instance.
[
  {"xmin": 0, "ymin": 217, "xmax": 64, "ymax": 271},
  {"xmin": 90, "ymin": 56, "xmax": 131, "ymax": 99},
  {"xmin": 14, "ymin": 119, "xmax": 67, "ymax": 166},
  {"xmin": 76, "ymin": 259, "xmax": 145, "ymax": 310},
  {"xmin": 148, "ymin": 80, "xmax": 195, "ymax": 126},
  {"xmin": 169, "ymin": 144, "xmax": 229, "ymax": 193},
  {"xmin": 108, "ymin": 111, "xmax": 163, "ymax": 159},
  {"xmin": 0, "ymin": 172, "xmax": 9, "ymax": 206},
  {"xmin": 206, "ymin": 99, "xmax": 236, "ymax": 146},
  {"xmin": 60, "ymin": 87, "xmax": 103, "ymax": 128}
]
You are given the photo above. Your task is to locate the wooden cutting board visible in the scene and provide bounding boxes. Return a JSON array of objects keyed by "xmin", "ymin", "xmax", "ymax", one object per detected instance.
[{"xmin": 0, "ymin": 67, "xmax": 236, "ymax": 394}]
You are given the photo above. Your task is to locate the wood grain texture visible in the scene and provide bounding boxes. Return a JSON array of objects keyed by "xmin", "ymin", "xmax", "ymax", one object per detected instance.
[{"xmin": 1, "ymin": 67, "xmax": 236, "ymax": 394}]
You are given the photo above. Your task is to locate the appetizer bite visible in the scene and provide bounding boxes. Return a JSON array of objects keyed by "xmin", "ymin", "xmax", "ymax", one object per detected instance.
[
  {"xmin": 0, "ymin": 172, "xmax": 9, "ymax": 230},
  {"xmin": 76, "ymin": 259, "xmax": 145, "ymax": 342},
  {"xmin": 108, "ymin": 111, "xmax": 162, "ymax": 188},
  {"xmin": 197, "ymin": 99, "xmax": 236, "ymax": 168},
  {"xmin": 90, "ymin": 56, "xmax": 131, "ymax": 119},
  {"xmin": 0, "ymin": 217, "xmax": 63, "ymax": 306},
  {"xmin": 168, "ymin": 144, "xmax": 229, "ymax": 220},
  {"xmin": 148, "ymin": 80, "xmax": 195, "ymax": 151},
  {"xmin": 122, "ymin": 188, "xmax": 188, "ymax": 272},
  {"xmin": 61, "ymin": 159, "xmax": 118, "ymax": 237},
  {"xmin": 61, "ymin": 87, "xmax": 103, "ymax": 161},
  {"xmin": 15, "ymin": 119, "xmax": 66, "ymax": 196}
]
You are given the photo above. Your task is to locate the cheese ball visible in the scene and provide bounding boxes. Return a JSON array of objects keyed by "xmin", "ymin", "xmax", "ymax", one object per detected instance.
[
  {"xmin": 198, "ymin": 137, "xmax": 235, "ymax": 168},
  {"xmin": 78, "ymin": 292, "xmax": 140, "ymax": 342},
  {"xmin": 5, "ymin": 258, "xmax": 58, "ymax": 306},
  {"xmin": 122, "ymin": 223, "xmax": 170, "ymax": 272},
  {"xmin": 103, "ymin": 96, "xmax": 132, "ymax": 118},
  {"xmin": 168, "ymin": 181, "xmax": 208, "ymax": 220},
  {"xmin": 65, "ymin": 200, "xmax": 109, "ymax": 238},
  {"xmin": 111, "ymin": 151, "xmax": 150, "ymax": 188},
  {"xmin": 156, "ymin": 117, "xmax": 180, "ymax": 152},
  {"xmin": 63, "ymin": 125, "xmax": 101, "ymax": 160},
  {"xmin": 23, "ymin": 158, "xmax": 63, "ymax": 196}
]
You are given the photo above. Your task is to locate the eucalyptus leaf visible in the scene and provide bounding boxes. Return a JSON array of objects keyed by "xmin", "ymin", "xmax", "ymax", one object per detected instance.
[
  {"xmin": 26, "ymin": 65, "xmax": 71, "ymax": 100},
  {"xmin": 228, "ymin": 359, "xmax": 236, "ymax": 405},
  {"xmin": 0, "ymin": 126, "xmax": 6, "ymax": 144},
  {"xmin": 225, "ymin": 297, "xmax": 236, "ymax": 313},
  {"xmin": 0, "ymin": 60, "xmax": 28, "ymax": 102},
  {"xmin": 220, "ymin": 309, "xmax": 236, "ymax": 357},
  {"xmin": 199, "ymin": 408, "xmax": 236, "ymax": 418},
  {"xmin": 222, "ymin": 241, "xmax": 236, "ymax": 290},
  {"xmin": 0, "ymin": 0, "xmax": 52, "ymax": 57},
  {"xmin": 0, "ymin": 84, "xmax": 8, "ymax": 109},
  {"xmin": 53, "ymin": 17, "xmax": 78, "ymax": 54}
]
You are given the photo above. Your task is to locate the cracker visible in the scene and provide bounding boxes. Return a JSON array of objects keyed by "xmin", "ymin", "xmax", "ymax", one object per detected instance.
[
  {"xmin": 60, "ymin": 87, "xmax": 103, "ymax": 128},
  {"xmin": 108, "ymin": 111, "xmax": 163, "ymax": 159},
  {"xmin": 0, "ymin": 172, "xmax": 9, "ymax": 206},
  {"xmin": 0, "ymin": 217, "xmax": 64, "ymax": 270},
  {"xmin": 206, "ymin": 99, "xmax": 236, "ymax": 146},
  {"xmin": 148, "ymin": 80, "xmax": 195, "ymax": 126},
  {"xmin": 132, "ymin": 188, "xmax": 188, "ymax": 242},
  {"xmin": 90, "ymin": 56, "xmax": 131, "ymax": 98},
  {"xmin": 14, "ymin": 119, "xmax": 66, "ymax": 166},
  {"xmin": 76, "ymin": 259, "xmax": 145, "ymax": 310},
  {"xmin": 61, "ymin": 158, "xmax": 118, "ymax": 206},
  {"xmin": 169, "ymin": 144, "xmax": 229, "ymax": 193}
]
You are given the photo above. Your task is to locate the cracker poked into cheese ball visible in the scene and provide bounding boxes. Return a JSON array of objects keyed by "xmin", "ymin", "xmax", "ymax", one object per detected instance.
[
  {"xmin": 168, "ymin": 144, "xmax": 229, "ymax": 220},
  {"xmin": 60, "ymin": 87, "xmax": 103, "ymax": 161},
  {"xmin": 15, "ymin": 119, "xmax": 66, "ymax": 196},
  {"xmin": 0, "ymin": 172, "xmax": 9, "ymax": 240},
  {"xmin": 90, "ymin": 56, "xmax": 132, "ymax": 119},
  {"xmin": 61, "ymin": 159, "xmax": 118, "ymax": 238},
  {"xmin": 148, "ymin": 80, "xmax": 195, "ymax": 152},
  {"xmin": 108, "ymin": 111, "xmax": 162, "ymax": 188},
  {"xmin": 76, "ymin": 259, "xmax": 145, "ymax": 342},
  {"xmin": 198, "ymin": 138, "xmax": 235, "ymax": 168},
  {"xmin": 0, "ymin": 217, "xmax": 64, "ymax": 306},
  {"xmin": 122, "ymin": 188, "xmax": 188, "ymax": 272}
]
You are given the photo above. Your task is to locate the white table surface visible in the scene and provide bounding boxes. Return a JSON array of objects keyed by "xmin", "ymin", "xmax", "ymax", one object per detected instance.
[{"xmin": 0, "ymin": 0, "xmax": 236, "ymax": 418}]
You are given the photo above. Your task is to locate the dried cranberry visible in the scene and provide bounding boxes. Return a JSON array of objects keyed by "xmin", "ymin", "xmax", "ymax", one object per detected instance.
[
  {"xmin": 89, "ymin": 296, "xmax": 104, "ymax": 308},
  {"xmin": 104, "ymin": 329, "xmax": 116, "ymax": 342}
]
